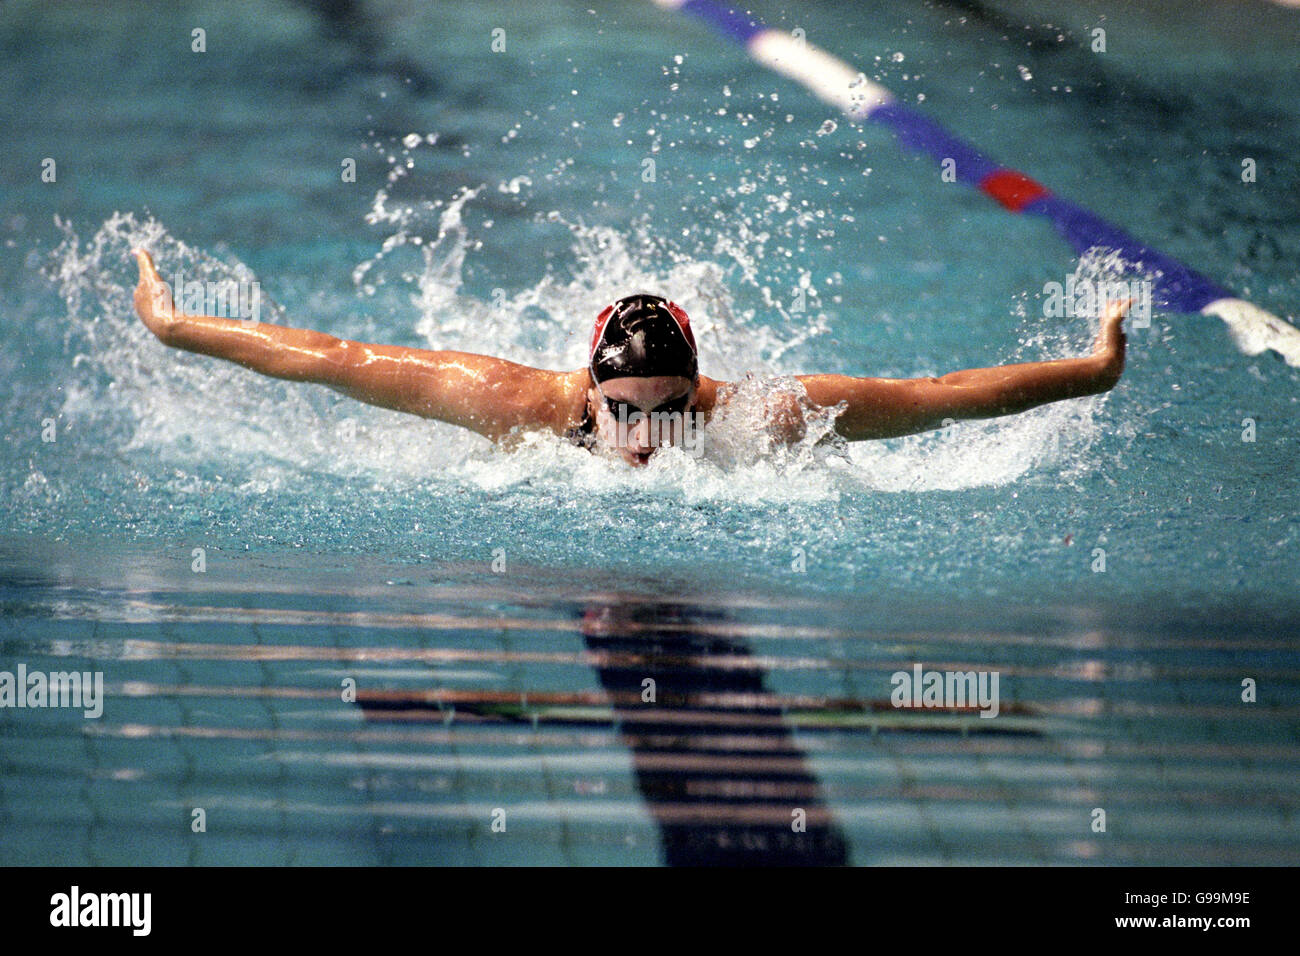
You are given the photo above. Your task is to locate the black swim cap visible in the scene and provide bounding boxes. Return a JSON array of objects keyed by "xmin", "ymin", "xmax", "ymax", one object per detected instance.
[{"xmin": 588, "ymin": 294, "xmax": 698, "ymax": 384}]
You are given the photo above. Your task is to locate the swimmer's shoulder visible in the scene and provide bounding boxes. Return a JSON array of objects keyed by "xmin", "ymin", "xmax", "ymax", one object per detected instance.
[
  {"xmin": 548, "ymin": 368, "xmax": 593, "ymax": 434},
  {"xmin": 694, "ymin": 375, "xmax": 724, "ymax": 422},
  {"xmin": 479, "ymin": 366, "xmax": 589, "ymax": 444}
]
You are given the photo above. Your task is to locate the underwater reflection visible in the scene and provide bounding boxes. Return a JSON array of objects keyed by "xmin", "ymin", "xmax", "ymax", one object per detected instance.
[{"xmin": 577, "ymin": 595, "xmax": 849, "ymax": 866}]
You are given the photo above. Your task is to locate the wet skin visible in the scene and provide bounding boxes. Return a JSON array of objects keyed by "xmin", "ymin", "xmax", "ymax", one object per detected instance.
[{"xmin": 130, "ymin": 249, "xmax": 1129, "ymax": 459}]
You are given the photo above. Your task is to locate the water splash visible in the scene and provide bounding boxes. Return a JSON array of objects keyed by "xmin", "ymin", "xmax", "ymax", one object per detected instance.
[{"xmin": 37, "ymin": 135, "xmax": 1120, "ymax": 514}]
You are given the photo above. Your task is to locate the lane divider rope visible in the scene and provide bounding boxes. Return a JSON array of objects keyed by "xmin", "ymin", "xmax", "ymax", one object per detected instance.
[{"xmin": 650, "ymin": 0, "xmax": 1300, "ymax": 366}]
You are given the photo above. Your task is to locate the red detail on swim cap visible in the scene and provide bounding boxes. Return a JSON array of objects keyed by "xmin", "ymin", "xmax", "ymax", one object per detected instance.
[
  {"xmin": 664, "ymin": 301, "xmax": 697, "ymax": 353},
  {"xmin": 589, "ymin": 304, "xmax": 615, "ymax": 360},
  {"xmin": 590, "ymin": 299, "xmax": 697, "ymax": 359},
  {"xmin": 979, "ymin": 169, "xmax": 1050, "ymax": 212}
]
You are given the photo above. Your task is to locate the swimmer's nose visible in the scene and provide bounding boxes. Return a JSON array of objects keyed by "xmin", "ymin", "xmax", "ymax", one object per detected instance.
[{"xmin": 629, "ymin": 417, "xmax": 654, "ymax": 452}]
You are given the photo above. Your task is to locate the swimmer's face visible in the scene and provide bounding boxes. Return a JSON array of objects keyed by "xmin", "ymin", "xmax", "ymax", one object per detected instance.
[{"xmin": 591, "ymin": 375, "xmax": 697, "ymax": 467}]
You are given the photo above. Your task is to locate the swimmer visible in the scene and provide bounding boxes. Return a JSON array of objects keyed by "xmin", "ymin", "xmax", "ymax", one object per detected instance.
[{"xmin": 131, "ymin": 249, "xmax": 1129, "ymax": 466}]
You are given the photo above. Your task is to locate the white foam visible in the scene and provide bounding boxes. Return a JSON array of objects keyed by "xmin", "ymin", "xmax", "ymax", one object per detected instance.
[
  {"xmin": 1202, "ymin": 298, "xmax": 1300, "ymax": 368},
  {"xmin": 46, "ymin": 141, "xmax": 1119, "ymax": 505}
]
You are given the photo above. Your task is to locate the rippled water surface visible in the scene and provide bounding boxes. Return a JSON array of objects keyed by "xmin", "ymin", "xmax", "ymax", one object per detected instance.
[{"xmin": 4, "ymin": 539, "xmax": 1298, "ymax": 865}]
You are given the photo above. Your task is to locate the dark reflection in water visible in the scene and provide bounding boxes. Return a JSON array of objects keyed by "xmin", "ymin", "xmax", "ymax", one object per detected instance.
[
  {"xmin": 356, "ymin": 592, "xmax": 852, "ymax": 865},
  {"xmin": 577, "ymin": 597, "xmax": 849, "ymax": 866}
]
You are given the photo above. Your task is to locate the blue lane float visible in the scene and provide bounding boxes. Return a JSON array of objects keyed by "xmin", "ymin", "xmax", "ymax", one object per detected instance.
[{"xmin": 651, "ymin": 0, "xmax": 1300, "ymax": 366}]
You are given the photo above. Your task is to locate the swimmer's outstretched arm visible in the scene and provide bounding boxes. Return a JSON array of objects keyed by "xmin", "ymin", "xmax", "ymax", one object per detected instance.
[
  {"xmin": 796, "ymin": 299, "xmax": 1130, "ymax": 441},
  {"xmin": 131, "ymin": 250, "xmax": 582, "ymax": 440}
]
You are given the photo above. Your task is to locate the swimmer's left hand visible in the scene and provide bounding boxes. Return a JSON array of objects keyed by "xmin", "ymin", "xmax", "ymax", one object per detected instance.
[
  {"xmin": 132, "ymin": 249, "xmax": 179, "ymax": 341},
  {"xmin": 1090, "ymin": 298, "xmax": 1131, "ymax": 389}
]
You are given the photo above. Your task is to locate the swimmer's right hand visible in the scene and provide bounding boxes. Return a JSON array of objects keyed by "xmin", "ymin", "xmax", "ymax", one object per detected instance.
[{"xmin": 131, "ymin": 249, "xmax": 179, "ymax": 341}]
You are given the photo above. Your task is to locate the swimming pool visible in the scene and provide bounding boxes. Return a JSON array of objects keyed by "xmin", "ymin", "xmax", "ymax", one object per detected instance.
[{"xmin": 2, "ymin": 0, "xmax": 1298, "ymax": 866}]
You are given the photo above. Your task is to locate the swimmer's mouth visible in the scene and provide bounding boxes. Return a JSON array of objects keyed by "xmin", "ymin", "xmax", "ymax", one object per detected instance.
[{"xmin": 630, "ymin": 450, "xmax": 654, "ymax": 466}]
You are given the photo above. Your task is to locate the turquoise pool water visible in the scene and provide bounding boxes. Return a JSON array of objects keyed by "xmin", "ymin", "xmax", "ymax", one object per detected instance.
[{"xmin": 1, "ymin": 0, "xmax": 1298, "ymax": 865}]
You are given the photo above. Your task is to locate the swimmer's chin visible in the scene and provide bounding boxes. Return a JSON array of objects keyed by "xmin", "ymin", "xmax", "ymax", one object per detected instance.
[
  {"xmin": 581, "ymin": 439, "xmax": 657, "ymax": 467},
  {"xmin": 603, "ymin": 445, "xmax": 656, "ymax": 467}
]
